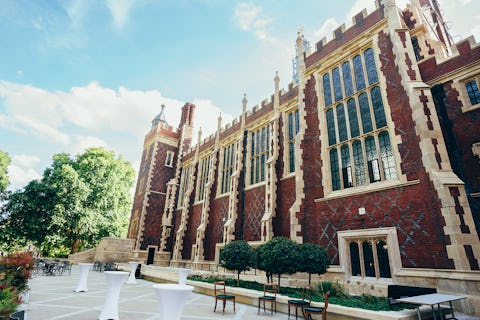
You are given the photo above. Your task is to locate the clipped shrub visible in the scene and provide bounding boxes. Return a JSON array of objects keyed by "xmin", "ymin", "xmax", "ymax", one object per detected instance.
[{"xmin": 0, "ymin": 252, "xmax": 34, "ymax": 293}]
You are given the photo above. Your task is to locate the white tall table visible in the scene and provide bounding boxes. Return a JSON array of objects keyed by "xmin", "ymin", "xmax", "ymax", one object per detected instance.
[
  {"xmin": 98, "ymin": 271, "xmax": 129, "ymax": 320},
  {"xmin": 153, "ymin": 283, "xmax": 193, "ymax": 320},
  {"xmin": 397, "ymin": 293, "xmax": 466, "ymax": 320},
  {"xmin": 126, "ymin": 261, "xmax": 141, "ymax": 284},
  {"xmin": 74, "ymin": 263, "xmax": 93, "ymax": 292},
  {"xmin": 176, "ymin": 268, "xmax": 190, "ymax": 285}
]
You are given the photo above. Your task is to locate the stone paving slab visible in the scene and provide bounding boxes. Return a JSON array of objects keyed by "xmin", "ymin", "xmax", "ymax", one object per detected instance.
[{"xmin": 25, "ymin": 265, "xmax": 289, "ymax": 320}]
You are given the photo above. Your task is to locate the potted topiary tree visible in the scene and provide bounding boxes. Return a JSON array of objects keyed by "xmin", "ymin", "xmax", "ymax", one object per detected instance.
[
  {"xmin": 219, "ymin": 240, "xmax": 256, "ymax": 286},
  {"xmin": 297, "ymin": 243, "xmax": 330, "ymax": 286},
  {"xmin": 256, "ymin": 237, "xmax": 300, "ymax": 286}
]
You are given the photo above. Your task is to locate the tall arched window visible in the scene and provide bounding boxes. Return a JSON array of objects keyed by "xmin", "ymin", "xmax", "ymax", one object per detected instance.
[{"xmin": 323, "ymin": 47, "xmax": 397, "ymax": 191}]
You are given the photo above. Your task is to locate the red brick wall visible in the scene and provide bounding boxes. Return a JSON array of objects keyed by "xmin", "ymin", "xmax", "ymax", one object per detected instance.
[
  {"xmin": 243, "ymin": 186, "xmax": 265, "ymax": 241},
  {"xmin": 434, "ymin": 81, "xmax": 480, "ymax": 193},
  {"xmin": 273, "ymin": 115, "xmax": 294, "ymax": 238},
  {"xmin": 182, "ymin": 203, "xmax": 202, "ymax": 260},
  {"xmin": 139, "ymin": 140, "xmax": 177, "ymax": 249},
  {"xmin": 204, "ymin": 196, "xmax": 229, "ymax": 260},
  {"xmin": 298, "ymin": 31, "xmax": 454, "ymax": 269},
  {"xmin": 140, "ymin": 192, "xmax": 165, "ymax": 250},
  {"xmin": 275, "ymin": 176, "xmax": 295, "ymax": 237},
  {"xmin": 149, "ymin": 143, "xmax": 176, "ymax": 193}
]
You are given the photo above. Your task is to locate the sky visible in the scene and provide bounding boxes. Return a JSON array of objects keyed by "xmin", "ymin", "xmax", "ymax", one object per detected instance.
[{"xmin": 1, "ymin": 0, "xmax": 479, "ymax": 191}]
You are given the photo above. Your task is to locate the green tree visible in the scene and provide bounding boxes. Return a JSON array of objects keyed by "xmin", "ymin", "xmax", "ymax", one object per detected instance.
[
  {"xmin": 256, "ymin": 237, "xmax": 300, "ymax": 286},
  {"xmin": 0, "ymin": 150, "xmax": 11, "ymax": 193},
  {"xmin": 45, "ymin": 163, "xmax": 90, "ymax": 254},
  {"xmin": 0, "ymin": 180, "xmax": 55, "ymax": 252},
  {"xmin": 0, "ymin": 147, "xmax": 135, "ymax": 255},
  {"xmin": 219, "ymin": 240, "xmax": 256, "ymax": 286},
  {"xmin": 297, "ymin": 243, "xmax": 330, "ymax": 286}
]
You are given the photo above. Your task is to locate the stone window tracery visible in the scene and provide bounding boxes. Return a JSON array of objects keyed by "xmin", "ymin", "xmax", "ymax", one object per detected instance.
[
  {"xmin": 220, "ymin": 143, "xmax": 235, "ymax": 194},
  {"xmin": 249, "ymin": 125, "xmax": 270, "ymax": 185},
  {"xmin": 288, "ymin": 109, "xmax": 300, "ymax": 173},
  {"xmin": 322, "ymin": 47, "xmax": 397, "ymax": 191},
  {"xmin": 196, "ymin": 156, "xmax": 211, "ymax": 202},
  {"xmin": 177, "ymin": 165, "xmax": 191, "ymax": 208}
]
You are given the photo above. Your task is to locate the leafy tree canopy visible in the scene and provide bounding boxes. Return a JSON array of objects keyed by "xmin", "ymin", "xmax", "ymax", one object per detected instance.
[
  {"xmin": 219, "ymin": 240, "xmax": 256, "ymax": 285},
  {"xmin": 256, "ymin": 237, "xmax": 300, "ymax": 285},
  {"xmin": 0, "ymin": 147, "xmax": 135, "ymax": 255},
  {"xmin": 297, "ymin": 243, "xmax": 330, "ymax": 285},
  {"xmin": 0, "ymin": 150, "xmax": 11, "ymax": 193}
]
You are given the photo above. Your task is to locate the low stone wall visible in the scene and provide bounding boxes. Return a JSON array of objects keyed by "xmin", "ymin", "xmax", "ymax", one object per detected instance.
[
  {"xmin": 94, "ymin": 237, "xmax": 135, "ymax": 262},
  {"xmin": 68, "ymin": 237, "xmax": 135, "ymax": 264},
  {"xmin": 68, "ymin": 248, "xmax": 96, "ymax": 264},
  {"xmin": 140, "ymin": 265, "xmax": 434, "ymax": 320}
]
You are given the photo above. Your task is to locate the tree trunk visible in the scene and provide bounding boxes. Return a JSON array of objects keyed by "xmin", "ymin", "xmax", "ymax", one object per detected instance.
[
  {"xmin": 237, "ymin": 271, "xmax": 240, "ymax": 286},
  {"xmin": 308, "ymin": 273, "xmax": 312, "ymax": 287},
  {"xmin": 277, "ymin": 273, "xmax": 281, "ymax": 286},
  {"xmin": 71, "ymin": 239, "xmax": 81, "ymax": 254}
]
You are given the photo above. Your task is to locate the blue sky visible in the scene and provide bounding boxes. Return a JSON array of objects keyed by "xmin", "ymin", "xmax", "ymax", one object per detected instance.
[{"xmin": 1, "ymin": 0, "xmax": 479, "ymax": 191}]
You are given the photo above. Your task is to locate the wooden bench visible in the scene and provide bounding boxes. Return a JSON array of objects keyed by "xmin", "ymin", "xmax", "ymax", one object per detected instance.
[{"xmin": 387, "ymin": 285, "xmax": 437, "ymax": 309}]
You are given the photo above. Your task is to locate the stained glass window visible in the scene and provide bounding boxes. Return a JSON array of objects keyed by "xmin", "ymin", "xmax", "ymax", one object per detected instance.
[
  {"xmin": 363, "ymin": 241, "xmax": 376, "ymax": 277},
  {"xmin": 353, "ymin": 54, "xmax": 366, "ymax": 91},
  {"xmin": 377, "ymin": 240, "xmax": 391, "ymax": 278},
  {"xmin": 347, "ymin": 98, "xmax": 360, "ymax": 138},
  {"xmin": 350, "ymin": 242, "xmax": 361, "ymax": 276},
  {"xmin": 250, "ymin": 126, "xmax": 270, "ymax": 184},
  {"xmin": 371, "ymin": 86, "xmax": 387, "ymax": 128},
  {"xmin": 288, "ymin": 110, "xmax": 300, "ymax": 173},
  {"xmin": 359, "ymin": 93, "xmax": 373, "ymax": 133},
  {"xmin": 365, "ymin": 136, "xmax": 380, "ymax": 183},
  {"xmin": 330, "ymin": 149, "xmax": 341, "ymax": 191},
  {"xmin": 327, "ymin": 108, "xmax": 337, "ymax": 146},
  {"xmin": 323, "ymin": 73, "xmax": 333, "ymax": 106},
  {"xmin": 379, "ymin": 131, "xmax": 397, "ymax": 180},
  {"xmin": 342, "ymin": 61, "xmax": 354, "ymax": 97},
  {"xmin": 364, "ymin": 48, "xmax": 379, "ymax": 85},
  {"xmin": 466, "ymin": 80, "xmax": 480, "ymax": 105},
  {"xmin": 333, "ymin": 67, "xmax": 343, "ymax": 102},
  {"xmin": 353, "ymin": 140, "xmax": 366, "ymax": 186},
  {"xmin": 325, "ymin": 48, "xmax": 397, "ymax": 192},
  {"xmin": 336, "ymin": 104, "xmax": 348, "ymax": 142},
  {"xmin": 341, "ymin": 144, "xmax": 352, "ymax": 188}
]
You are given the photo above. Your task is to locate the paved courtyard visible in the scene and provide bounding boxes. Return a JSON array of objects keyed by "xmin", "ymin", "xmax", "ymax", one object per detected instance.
[
  {"xmin": 23, "ymin": 265, "xmax": 480, "ymax": 320},
  {"xmin": 25, "ymin": 265, "xmax": 290, "ymax": 320}
]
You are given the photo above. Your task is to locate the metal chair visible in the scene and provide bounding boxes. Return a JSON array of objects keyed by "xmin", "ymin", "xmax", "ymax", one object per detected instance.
[
  {"xmin": 214, "ymin": 281, "xmax": 236, "ymax": 313},
  {"xmin": 288, "ymin": 286, "xmax": 312, "ymax": 319},
  {"xmin": 258, "ymin": 283, "xmax": 277, "ymax": 314},
  {"xmin": 304, "ymin": 291, "xmax": 330, "ymax": 320}
]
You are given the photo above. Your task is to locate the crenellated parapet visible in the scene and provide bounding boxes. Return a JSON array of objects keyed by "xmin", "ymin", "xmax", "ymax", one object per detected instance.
[{"xmin": 419, "ymin": 36, "xmax": 480, "ymax": 84}]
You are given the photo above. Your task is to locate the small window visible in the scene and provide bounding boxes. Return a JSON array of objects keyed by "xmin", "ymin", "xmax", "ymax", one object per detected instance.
[
  {"xmin": 287, "ymin": 109, "xmax": 300, "ymax": 173},
  {"xmin": 411, "ymin": 36, "xmax": 421, "ymax": 61},
  {"xmin": 165, "ymin": 151, "xmax": 174, "ymax": 167},
  {"xmin": 340, "ymin": 228, "xmax": 397, "ymax": 281},
  {"xmin": 348, "ymin": 238, "xmax": 391, "ymax": 279},
  {"xmin": 466, "ymin": 80, "xmax": 480, "ymax": 105}
]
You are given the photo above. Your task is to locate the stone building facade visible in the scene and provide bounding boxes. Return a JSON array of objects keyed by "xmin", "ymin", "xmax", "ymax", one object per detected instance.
[{"xmin": 127, "ymin": 0, "xmax": 480, "ymax": 313}]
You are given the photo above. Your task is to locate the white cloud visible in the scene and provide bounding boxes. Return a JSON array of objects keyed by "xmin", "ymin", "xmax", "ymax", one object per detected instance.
[
  {"xmin": 233, "ymin": 2, "xmax": 261, "ymax": 31},
  {"xmin": 70, "ymin": 135, "xmax": 108, "ymax": 156},
  {"xmin": 314, "ymin": 18, "xmax": 340, "ymax": 40},
  {"xmin": 0, "ymin": 80, "xmax": 235, "ymax": 190},
  {"xmin": 8, "ymin": 155, "xmax": 42, "ymax": 191},
  {"xmin": 346, "ymin": 0, "xmax": 376, "ymax": 27},
  {"xmin": 11, "ymin": 154, "xmax": 41, "ymax": 169},
  {"xmin": 107, "ymin": 0, "xmax": 136, "ymax": 30},
  {"xmin": 233, "ymin": 3, "xmax": 276, "ymax": 43},
  {"xmin": 191, "ymin": 98, "xmax": 234, "ymax": 143}
]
